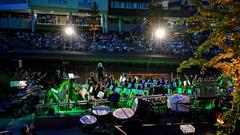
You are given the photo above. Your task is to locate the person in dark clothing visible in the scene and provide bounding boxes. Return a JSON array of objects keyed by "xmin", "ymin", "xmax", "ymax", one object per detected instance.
[
  {"xmin": 89, "ymin": 72, "xmax": 97, "ymax": 85},
  {"xmin": 96, "ymin": 63, "xmax": 105, "ymax": 82},
  {"xmin": 208, "ymin": 99, "xmax": 222, "ymax": 125},
  {"xmin": 155, "ymin": 81, "xmax": 165, "ymax": 95},
  {"xmin": 20, "ymin": 125, "xmax": 32, "ymax": 135},
  {"xmin": 54, "ymin": 69, "xmax": 62, "ymax": 86},
  {"xmin": 108, "ymin": 91, "xmax": 120, "ymax": 107}
]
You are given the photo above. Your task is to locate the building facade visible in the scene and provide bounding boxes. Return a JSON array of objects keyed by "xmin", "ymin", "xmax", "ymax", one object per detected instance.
[{"xmin": 0, "ymin": 0, "xmax": 200, "ymax": 33}]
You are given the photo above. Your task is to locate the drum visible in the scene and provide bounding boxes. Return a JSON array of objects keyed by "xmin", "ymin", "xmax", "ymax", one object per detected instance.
[
  {"xmin": 92, "ymin": 106, "xmax": 111, "ymax": 126},
  {"xmin": 79, "ymin": 115, "xmax": 97, "ymax": 130},
  {"xmin": 113, "ymin": 108, "xmax": 134, "ymax": 120},
  {"xmin": 92, "ymin": 106, "xmax": 111, "ymax": 116}
]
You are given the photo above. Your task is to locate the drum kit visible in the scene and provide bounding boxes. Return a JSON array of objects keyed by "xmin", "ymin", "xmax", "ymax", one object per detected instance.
[{"xmin": 80, "ymin": 105, "xmax": 136, "ymax": 129}]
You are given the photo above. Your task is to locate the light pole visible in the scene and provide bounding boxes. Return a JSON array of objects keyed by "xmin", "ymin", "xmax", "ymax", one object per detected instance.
[
  {"xmin": 64, "ymin": 26, "xmax": 74, "ymax": 113},
  {"xmin": 147, "ymin": 27, "xmax": 166, "ymax": 73}
]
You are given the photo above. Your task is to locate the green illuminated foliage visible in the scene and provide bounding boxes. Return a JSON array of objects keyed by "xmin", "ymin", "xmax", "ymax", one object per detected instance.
[{"xmin": 177, "ymin": 0, "xmax": 240, "ymax": 134}]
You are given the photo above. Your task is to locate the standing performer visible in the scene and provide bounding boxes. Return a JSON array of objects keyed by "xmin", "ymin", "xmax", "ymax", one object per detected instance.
[
  {"xmin": 54, "ymin": 70, "xmax": 62, "ymax": 86},
  {"xmin": 96, "ymin": 63, "xmax": 105, "ymax": 82}
]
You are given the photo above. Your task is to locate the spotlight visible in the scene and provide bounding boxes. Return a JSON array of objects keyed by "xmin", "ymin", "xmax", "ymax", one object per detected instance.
[
  {"xmin": 65, "ymin": 26, "xmax": 74, "ymax": 36},
  {"xmin": 155, "ymin": 28, "xmax": 166, "ymax": 39}
]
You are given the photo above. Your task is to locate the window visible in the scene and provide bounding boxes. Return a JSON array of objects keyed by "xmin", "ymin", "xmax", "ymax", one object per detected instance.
[
  {"xmin": 117, "ymin": 2, "xmax": 121, "ymax": 8},
  {"xmin": 63, "ymin": 0, "xmax": 67, "ymax": 4},
  {"xmin": 111, "ymin": 2, "xmax": 115, "ymax": 7},
  {"xmin": 124, "ymin": 2, "xmax": 127, "ymax": 8},
  {"xmin": 121, "ymin": 2, "xmax": 124, "ymax": 8},
  {"xmin": 130, "ymin": 3, "xmax": 134, "ymax": 8},
  {"xmin": 143, "ymin": 3, "xmax": 148, "ymax": 9},
  {"xmin": 134, "ymin": 3, "xmax": 137, "ymax": 9},
  {"xmin": 48, "ymin": 0, "xmax": 53, "ymax": 4},
  {"xmin": 49, "ymin": 0, "xmax": 67, "ymax": 5},
  {"xmin": 111, "ymin": 1, "xmax": 148, "ymax": 9},
  {"xmin": 136, "ymin": 3, "xmax": 141, "ymax": 9}
]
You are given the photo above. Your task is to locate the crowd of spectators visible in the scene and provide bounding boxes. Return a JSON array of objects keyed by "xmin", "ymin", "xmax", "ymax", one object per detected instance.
[
  {"xmin": 36, "ymin": 14, "xmax": 56, "ymax": 24},
  {"xmin": 0, "ymin": 12, "xmax": 219, "ymax": 56},
  {"xmin": 14, "ymin": 31, "xmax": 200, "ymax": 56},
  {"xmin": 15, "ymin": 32, "xmax": 138, "ymax": 53},
  {"xmin": 36, "ymin": 14, "xmax": 101, "ymax": 26},
  {"xmin": 150, "ymin": 33, "xmax": 194, "ymax": 56},
  {"xmin": 89, "ymin": 33, "xmax": 136, "ymax": 53},
  {"xmin": 15, "ymin": 32, "xmax": 86, "ymax": 50},
  {"xmin": 0, "ymin": 12, "xmax": 30, "ymax": 20}
]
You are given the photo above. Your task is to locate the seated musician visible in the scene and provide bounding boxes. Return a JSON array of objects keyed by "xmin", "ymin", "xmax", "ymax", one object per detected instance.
[
  {"xmin": 77, "ymin": 86, "xmax": 90, "ymax": 100},
  {"xmin": 108, "ymin": 91, "xmax": 120, "ymax": 107},
  {"xmin": 92, "ymin": 83, "xmax": 101, "ymax": 99},
  {"xmin": 89, "ymin": 72, "xmax": 97, "ymax": 85}
]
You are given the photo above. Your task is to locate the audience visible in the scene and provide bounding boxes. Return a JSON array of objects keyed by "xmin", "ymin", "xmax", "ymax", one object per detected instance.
[{"xmin": 13, "ymin": 31, "xmax": 204, "ymax": 56}]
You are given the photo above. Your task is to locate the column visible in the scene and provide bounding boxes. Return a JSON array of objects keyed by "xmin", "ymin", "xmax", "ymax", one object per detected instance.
[
  {"xmin": 105, "ymin": 14, "xmax": 108, "ymax": 33},
  {"xmin": 68, "ymin": 12, "xmax": 72, "ymax": 25},
  {"xmin": 31, "ymin": 10, "xmax": 36, "ymax": 33},
  {"xmin": 118, "ymin": 17, "xmax": 122, "ymax": 33},
  {"xmin": 101, "ymin": 14, "xmax": 105, "ymax": 33}
]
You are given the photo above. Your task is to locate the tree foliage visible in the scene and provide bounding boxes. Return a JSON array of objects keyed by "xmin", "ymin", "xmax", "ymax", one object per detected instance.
[{"xmin": 177, "ymin": 0, "xmax": 240, "ymax": 134}]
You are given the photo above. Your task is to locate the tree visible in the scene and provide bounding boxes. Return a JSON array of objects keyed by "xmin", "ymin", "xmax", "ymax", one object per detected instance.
[
  {"xmin": 177, "ymin": 0, "xmax": 240, "ymax": 134},
  {"xmin": 89, "ymin": 2, "xmax": 100, "ymax": 42}
]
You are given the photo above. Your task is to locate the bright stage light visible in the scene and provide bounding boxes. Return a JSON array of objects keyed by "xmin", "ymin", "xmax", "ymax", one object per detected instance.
[
  {"xmin": 155, "ymin": 28, "xmax": 166, "ymax": 39},
  {"xmin": 65, "ymin": 26, "xmax": 74, "ymax": 36}
]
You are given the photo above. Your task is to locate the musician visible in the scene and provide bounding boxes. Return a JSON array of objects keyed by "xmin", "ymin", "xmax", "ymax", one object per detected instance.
[
  {"xmin": 106, "ymin": 74, "xmax": 115, "ymax": 88},
  {"xmin": 108, "ymin": 91, "xmax": 120, "ymax": 107},
  {"xmin": 89, "ymin": 72, "xmax": 97, "ymax": 85},
  {"xmin": 54, "ymin": 70, "xmax": 62, "ymax": 86},
  {"xmin": 119, "ymin": 73, "xmax": 127, "ymax": 85}
]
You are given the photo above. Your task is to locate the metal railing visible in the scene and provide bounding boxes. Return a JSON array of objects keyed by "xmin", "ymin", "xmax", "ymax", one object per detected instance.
[
  {"xmin": 36, "ymin": 94, "xmax": 170, "ymax": 115},
  {"xmin": 36, "ymin": 98, "xmax": 130, "ymax": 115}
]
